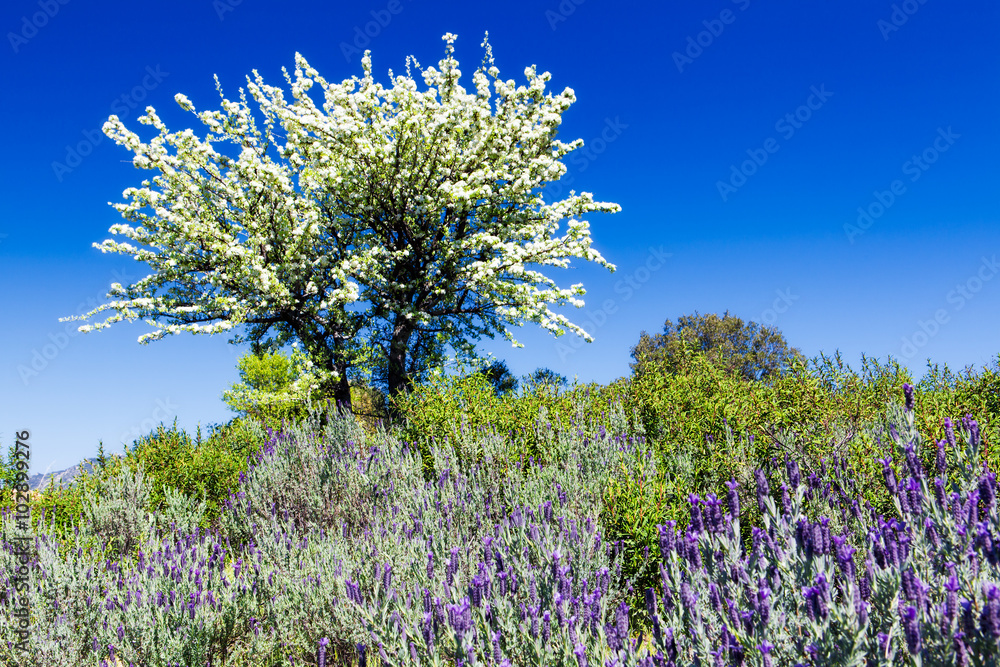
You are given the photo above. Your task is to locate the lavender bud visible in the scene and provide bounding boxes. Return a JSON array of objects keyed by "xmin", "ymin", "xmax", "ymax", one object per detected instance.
[
  {"xmin": 954, "ymin": 632, "xmax": 971, "ymax": 667},
  {"xmin": 658, "ymin": 522, "xmax": 676, "ymax": 557},
  {"xmin": 981, "ymin": 585, "xmax": 1000, "ymax": 639},
  {"xmin": 725, "ymin": 479, "xmax": 740, "ymax": 517},
  {"xmin": 318, "ymin": 637, "xmax": 329, "ymax": 667},
  {"xmin": 754, "ymin": 469, "xmax": 770, "ymax": 512},
  {"xmin": 903, "ymin": 383, "xmax": 915, "ymax": 412},
  {"xmin": 936, "ymin": 439, "xmax": 948, "ymax": 476},
  {"xmin": 879, "ymin": 457, "xmax": 898, "ymax": 495},
  {"xmin": 758, "ymin": 641, "xmax": 774, "ymax": 667},
  {"xmin": 901, "ymin": 604, "xmax": 921, "ymax": 655},
  {"xmin": 688, "ymin": 494, "xmax": 704, "ymax": 534}
]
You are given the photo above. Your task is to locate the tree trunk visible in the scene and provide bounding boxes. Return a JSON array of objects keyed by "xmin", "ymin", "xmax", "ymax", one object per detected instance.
[
  {"xmin": 333, "ymin": 359, "xmax": 352, "ymax": 414},
  {"xmin": 386, "ymin": 318, "xmax": 413, "ymax": 422}
]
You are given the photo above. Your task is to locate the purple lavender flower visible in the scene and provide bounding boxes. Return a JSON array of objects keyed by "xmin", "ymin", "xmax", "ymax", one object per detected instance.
[
  {"xmin": 944, "ymin": 573, "xmax": 960, "ymax": 626},
  {"xmin": 658, "ymin": 522, "xmax": 676, "ymax": 557},
  {"xmin": 757, "ymin": 584, "xmax": 771, "ymax": 626},
  {"xmin": 381, "ymin": 563, "xmax": 392, "ymax": 592},
  {"xmin": 688, "ymin": 494, "xmax": 704, "ymax": 534},
  {"xmin": 925, "ymin": 518, "xmax": 941, "ymax": 550},
  {"xmin": 980, "ymin": 473, "xmax": 997, "ymax": 509},
  {"xmin": 704, "ymin": 493, "xmax": 724, "ymax": 533},
  {"xmin": 709, "ymin": 582, "xmax": 722, "ymax": 614},
  {"xmin": 936, "ymin": 439, "xmax": 948, "ymax": 476},
  {"xmin": 644, "ymin": 587, "xmax": 664, "ymax": 644},
  {"xmin": 903, "ymin": 383, "xmax": 915, "ymax": 412},
  {"xmin": 962, "ymin": 415, "xmax": 980, "ymax": 448},
  {"xmin": 446, "ymin": 547, "xmax": 459, "ymax": 587},
  {"xmin": 683, "ymin": 532, "xmax": 702, "ymax": 570},
  {"xmin": 681, "ymin": 581, "xmax": 698, "ymax": 618},
  {"xmin": 879, "ymin": 457, "xmax": 898, "ymax": 495},
  {"xmin": 615, "ymin": 600, "xmax": 629, "ymax": 642},
  {"xmin": 981, "ymin": 584, "xmax": 1000, "ymax": 639},
  {"xmin": 317, "ymin": 638, "xmax": 329, "ymax": 667},
  {"xmin": 901, "ymin": 604, "xmax": 921, "ymax": 655},
  {"xmin": 785, "ymin": 457, "xmax": 802, "ymax": 489},
  {"xmin": 754, "ymin": 469, "xmax": 770, "ymax": 512},
  {"xmin": 725, "ymin": 479, "xmax": 740, "ymax": 517},
  {"xmin": 954, "ymin": 632, "xmax": 970, "ymax": 667},
  {"xmin": 758, "ymin": 641, "xmax": 774, "ymax": 667}
]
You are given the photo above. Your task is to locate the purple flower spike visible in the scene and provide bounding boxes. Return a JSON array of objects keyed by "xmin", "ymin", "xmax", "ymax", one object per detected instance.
[
  {"xmin": 318, "ymin": 638, "xmax": 329, "ymax": 667},
  {"xmin": 758, "ymin": 641, "xmax": 774, "ymax": 667},
  {"xmin": 903, "ymin": 383, "xmax": 915, "ymax": 412},
  {"xmin": 754, "ymin": 469, "xmax": 770, "ymax": 512},
  {"xmin": 785, "ymin": 457, "xmax": 802, "ymax": 489},
  {"xmin": 688, "ymin": 494, "xmax": 704, "ymax": 534},
  {"xmin": 981, "ymin": 585, "xmax": 1000, "ymax": 639},
  {"xmin": 725, "ymin": 479, "xmax": 740, "ymax": 517},
  {"xmin": 901, "ymin": 604, "xmax": 921, "ymax": 654},
  {"xmin": 963, "ymin": 415, "xmax": 981, "ymax": 448},
  {"xmin": 879, "ymin": 457, "xmax": 898, "ymax": 495},
  {"xmin": 954, "ymin": 632, "xmax": 971, "ymax": 667},
  {"xmin": 658, "ymin": 522, "xmax": 676, "ymax": 557},
  {"xmin": 937, "ymin": 440, "xmax": 948, "ymax": 477}
]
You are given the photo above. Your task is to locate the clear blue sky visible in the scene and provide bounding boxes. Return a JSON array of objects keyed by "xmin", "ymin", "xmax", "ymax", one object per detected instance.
[{"xmin": 2, "ymin": 0, "xmax": 998, "ymax": 474}]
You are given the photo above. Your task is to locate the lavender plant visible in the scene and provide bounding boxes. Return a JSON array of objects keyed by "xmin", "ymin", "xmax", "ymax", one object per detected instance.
[
  {"xmin": 639, "ymin": 385, "xmax": 999, "ymax": 665},
  {"xmin": 0, "ymin": 387, "xmax": 996, "ymax": 666}
]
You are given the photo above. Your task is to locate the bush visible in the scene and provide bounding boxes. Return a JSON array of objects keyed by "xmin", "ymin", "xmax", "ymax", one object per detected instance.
[
  {"xmin": 0, "ymin": 400, "xmax": 649, "ymax": 665},
  {"xmin": 120, "ymin": 418, "xmax": 266, "ymax": 527}
]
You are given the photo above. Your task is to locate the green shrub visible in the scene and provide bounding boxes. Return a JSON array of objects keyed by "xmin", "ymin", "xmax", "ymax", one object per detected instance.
[{"xmin": 120, "ymin": 418, "xmax": 266, "ymax": 527}]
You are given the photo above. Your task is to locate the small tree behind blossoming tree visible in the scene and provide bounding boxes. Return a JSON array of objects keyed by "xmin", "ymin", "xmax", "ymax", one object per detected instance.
[{"xmin": 63, "ymin": 33, "xmax": 619, "ymax": 414}]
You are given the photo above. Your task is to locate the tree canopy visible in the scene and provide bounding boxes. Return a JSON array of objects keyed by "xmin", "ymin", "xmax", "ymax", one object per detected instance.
[
  {"xmin": 63, "ymin": 34, "xmax": 619, "ymax": 412},
  {"xmin": 630, "ymin": 311, "xmax": 803, "ymax": 382},
  {"xmin": 523, "ymin": 367, "xmax": 568, "ymax": 391}
]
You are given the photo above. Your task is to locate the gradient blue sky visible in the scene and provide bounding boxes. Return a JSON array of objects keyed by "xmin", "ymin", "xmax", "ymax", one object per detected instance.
[{"xmin": 2, "ymin": 0, "xmax": 998, "ymax": 474}]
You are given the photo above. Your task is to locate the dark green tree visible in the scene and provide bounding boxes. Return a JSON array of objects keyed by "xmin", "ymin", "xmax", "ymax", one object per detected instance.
[
  {"xmin": 523, "ymin": 367, "xmax": 569, "ymax": 391},
  {"xmin": 472, "ymin": 359, "xmax": 519, "ymax": 397},
  {"xmin": 630, "ymin": 311, "xmax": 803, "ymax": 382}
]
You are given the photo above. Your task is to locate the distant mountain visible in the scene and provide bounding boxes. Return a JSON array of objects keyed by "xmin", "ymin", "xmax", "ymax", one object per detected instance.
[{"xmin": 28, "ymin": 458, "xmax": 99, "ymax": 491}]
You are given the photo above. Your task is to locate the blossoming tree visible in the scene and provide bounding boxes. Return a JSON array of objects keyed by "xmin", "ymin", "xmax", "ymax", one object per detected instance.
[{"xmin": 65, "ymin": 33, "xmax": 619, "ymax": 411}]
